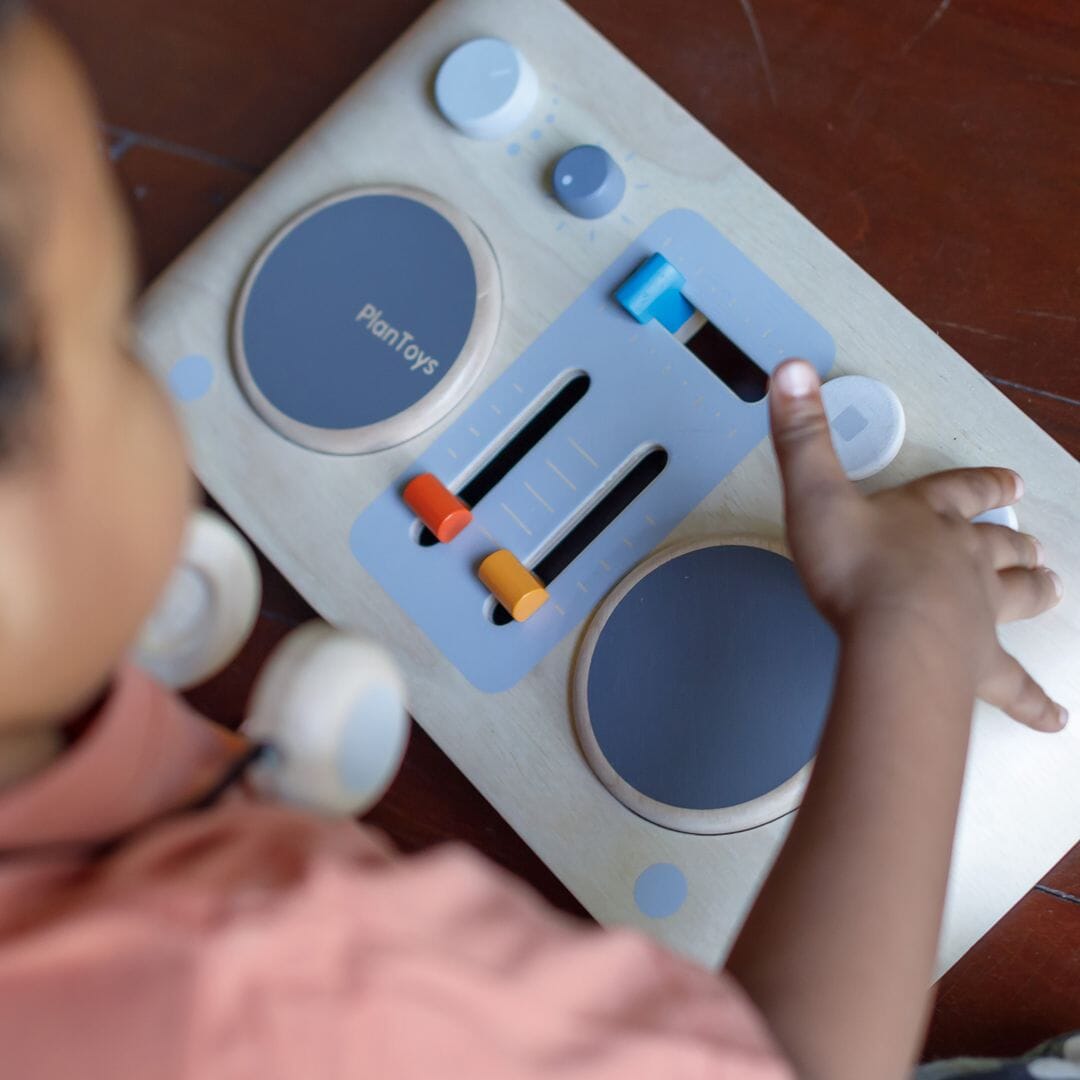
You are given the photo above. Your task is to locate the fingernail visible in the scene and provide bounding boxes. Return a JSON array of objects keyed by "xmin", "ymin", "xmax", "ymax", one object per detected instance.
[
  {"xmin": 773, "ymin": 360, "xmax": 818, "ymax": 398},
  {"xmin": 1033, "ymin": 538, "xmax": 1045, "ymax": 567},
  {"xmin": 1047, "ymin": 569, "xmax": 1064, "ymax": 600},
  {"xmin": 1013, "ymin": 473, "xmax": 1025, "ymax": 500},
  {"xmin": 1056, "ymin": 706, "xmax": 1069, "ymax": 730}
]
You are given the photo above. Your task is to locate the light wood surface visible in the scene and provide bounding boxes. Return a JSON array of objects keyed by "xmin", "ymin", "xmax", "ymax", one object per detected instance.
[{"xmin": 136, "ymin": 0, "xmax": 1080, "ymax": 973}]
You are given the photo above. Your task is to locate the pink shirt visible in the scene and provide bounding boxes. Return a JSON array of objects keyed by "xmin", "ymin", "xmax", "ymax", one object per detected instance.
[{"xmin": 0, "ymin": 665, "xmax": 793, "ymax": 1079}]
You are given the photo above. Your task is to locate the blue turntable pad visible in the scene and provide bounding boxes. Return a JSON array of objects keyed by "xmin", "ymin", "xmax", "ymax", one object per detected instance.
[
  {"xmin": 234, "ymin": 189, "xmax": 497, "ymax": 453},
  {"xmin": 575, "ymin": 542, "xmax": 839, "ymax": 833}
]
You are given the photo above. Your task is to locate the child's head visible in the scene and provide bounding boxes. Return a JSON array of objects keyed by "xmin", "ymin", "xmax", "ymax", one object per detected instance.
[{"xmin": 0, "ymin": 4, "xmax": 192, "ymax": 728}]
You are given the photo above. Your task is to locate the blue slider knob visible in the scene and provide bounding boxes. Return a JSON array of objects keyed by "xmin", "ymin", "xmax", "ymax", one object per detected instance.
[{"xmin": 614, "ymin": 253, "xmax": 696, "ymax": 333}]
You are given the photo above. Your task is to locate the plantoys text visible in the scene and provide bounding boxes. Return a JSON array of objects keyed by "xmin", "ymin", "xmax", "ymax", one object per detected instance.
[{"xmin": 355, "ymin": 303, "xmax": 440, "ymax": 375}]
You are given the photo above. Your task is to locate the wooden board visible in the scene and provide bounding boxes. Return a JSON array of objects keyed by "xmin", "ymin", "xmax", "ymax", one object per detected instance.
[{"xmin": 135, "ymin": 0, "xmax": 1080, "ymax": 974}]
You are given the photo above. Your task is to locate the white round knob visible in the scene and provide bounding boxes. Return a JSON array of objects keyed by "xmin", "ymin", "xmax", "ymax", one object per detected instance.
[
  {"xmin": 242, "ymin": 622, "xmax": 410, "ymax": 817},
  {"xmin": 972, "ymin": 504, "xmax": 1020, "ymax": 530},
  {"xmin": 821, "ymin": 375, "xmax": 906, "ymax": 481},
  {"xmin": 435, "ymin": 37, "xmax": 538, "ymax": 140},
  {"xmin": 133, "ymin": 509, "xmax": 261, "ymax": 689}
]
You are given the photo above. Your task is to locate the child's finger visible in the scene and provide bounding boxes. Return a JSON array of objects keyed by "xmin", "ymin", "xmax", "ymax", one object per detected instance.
[
  {"xmin": 975, "ymin": 525, "xmax": 1044, "ymax": 571},
  {"xmin": 769, "ymin": 360, "xmax": 854, "ymax": 522},
  {"xmin": 981, "ymin": 649, "xmax": 1067, "ymax": 732},
  {"xmin": 995, "ymin": 567, "xmax": 1063, "ymax": 622},
  {"xmin": 911, "ymin": 467, "xmax": 1023, "ymax": 519}
]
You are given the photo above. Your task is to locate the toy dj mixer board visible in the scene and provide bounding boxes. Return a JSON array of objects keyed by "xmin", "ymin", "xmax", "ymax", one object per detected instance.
[{"xmin": 136, "ymin": 0, "xmax": 1080, "ymax": 974}]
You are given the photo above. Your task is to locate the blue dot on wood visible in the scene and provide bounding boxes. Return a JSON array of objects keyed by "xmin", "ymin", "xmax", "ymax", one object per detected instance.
[
  {"xmin": 634, "ymin": 863, "xmax": 688, "ymax": 918},
  {"xmin": 168, "ymin": 355, "xmax": 214, "ymax": 401}
]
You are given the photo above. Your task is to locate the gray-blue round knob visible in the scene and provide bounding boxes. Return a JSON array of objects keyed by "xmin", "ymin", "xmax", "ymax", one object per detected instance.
[{"xmin": 552, "ymin": 145, "xmax": 626, "ymax": 219}]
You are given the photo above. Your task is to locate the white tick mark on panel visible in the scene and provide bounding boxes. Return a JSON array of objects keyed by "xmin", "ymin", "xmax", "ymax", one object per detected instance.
[
  {"xmin": 469, "ymin": 425, "xmax": 481, "ymax": 437},
  {"xmin": 568, "ymin": 437, "xmax": 599, "ymax": 468},
  {"xmin": 553, "ymin": 603, "xmax": 566, "ymax": 615},
  {"xmin": 577, "ymin": 581, "xmax": 588, "ymax": 593},
  {"xmin": 524, "ymin": 481, "xmax": 554, "ymax": 513},
  {"xmin": 645, "ymin": 515, "xmax": 656, "ymax": 526},
  {"xmin": 513, "ymin": 382, "xmax": 524, "ymax": 393},
  {"xmin": 490, "ymin": 403, "xmax": 502, "ymax": 416},
  {"xmin": 447, "ymin": 448, "xmax": 459, "ymax": 459},
  {"xmin": 501, "ymin": 502, "xmax": 532, "ymax": 536},
  {"xmin": 623, "ymin": 537, "xmax": 633, "ymax": 548},
  {"xmin": 546, "ymin": 459, "xmax": 577, "ymax": 491},
  {"xmin": 600, "ymin": 559, "xmax": 611, "ymax": 571}
]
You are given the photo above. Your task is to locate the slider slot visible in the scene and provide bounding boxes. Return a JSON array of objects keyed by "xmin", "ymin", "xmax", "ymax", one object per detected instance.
[
  {"xmin": 490, "ymin": 445, "xmax": 669, "ymax": 625},
  {"xmin": 683, "ymin": 316, "xmax": 769, "ymax": 402},
  {"xmin": 416, "ymin": 371, "xmax": 591, "ymax": 546}
]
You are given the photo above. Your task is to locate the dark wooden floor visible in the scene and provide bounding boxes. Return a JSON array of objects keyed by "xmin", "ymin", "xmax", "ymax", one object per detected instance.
[{"xmin": 34, "ymin": 0, "xmax": 1080, "ymax": 1063}]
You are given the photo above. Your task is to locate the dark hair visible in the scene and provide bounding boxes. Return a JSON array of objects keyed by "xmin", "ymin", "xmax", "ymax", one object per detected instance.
[{"xmin": 0, "ymin": 0, "xmax": 39, "ymax": 458}]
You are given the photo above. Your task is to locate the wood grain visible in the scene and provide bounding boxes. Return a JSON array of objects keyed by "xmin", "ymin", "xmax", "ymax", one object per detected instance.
[
  {"xmin": 42, "ymin": 0, "xmax": 1079, "ymax": 421},
  {"xmin": 924, "ymin": 884, "xmax": 1080, "ymax": 1060},
  {"xmin": 28, "ymin": 0, "xmax": 1080, "ymax": 1059},
  {"xmin": 113, "ymin": 145, "xmax": 253, "ymax": 281},
  {"xmin": 579, "ymin": 0, "xmax": 1080, "ymax": 404}
]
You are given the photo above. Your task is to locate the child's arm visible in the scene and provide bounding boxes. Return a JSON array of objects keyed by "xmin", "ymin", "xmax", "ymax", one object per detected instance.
[{"xmin": 726, "ymin": 359, "xmax": 1066, "ymax": 1080}]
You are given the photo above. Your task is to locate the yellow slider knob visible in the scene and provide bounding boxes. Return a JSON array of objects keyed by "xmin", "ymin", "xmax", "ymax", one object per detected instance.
[{"xmin": 478, "ymin": 550, "xmax": 549, "ymax": 622}]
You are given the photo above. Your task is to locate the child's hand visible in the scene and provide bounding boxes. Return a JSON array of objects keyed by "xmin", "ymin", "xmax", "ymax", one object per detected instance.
[{"xmin": 769, "ymin": 359, "xmax": 1066, "ymax": 732}]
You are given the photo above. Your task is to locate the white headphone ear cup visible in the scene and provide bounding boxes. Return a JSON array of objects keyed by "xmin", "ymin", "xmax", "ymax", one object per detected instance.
[
  {"xmin": 241, "ymin": 622, "xmax": 410, "ymax": 817},
  {"xmin": 133, "ymin": 509, "xmax": 261, "ymax": 689}
]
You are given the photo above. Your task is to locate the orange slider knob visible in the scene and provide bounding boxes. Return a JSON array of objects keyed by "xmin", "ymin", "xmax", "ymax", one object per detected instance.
[
  {"xmin": 478, "ymin": 550, "xmax": 549, "ymax": 622},
  {"xmin": 403, "ymin": 474, "xmax": 473, "ymax": 543}
]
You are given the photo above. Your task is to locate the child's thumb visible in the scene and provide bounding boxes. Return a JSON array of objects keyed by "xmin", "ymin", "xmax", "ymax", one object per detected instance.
[{"xmin": 769, "ymin": 360, "xmax": 853, "ymax": 521}]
